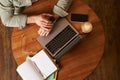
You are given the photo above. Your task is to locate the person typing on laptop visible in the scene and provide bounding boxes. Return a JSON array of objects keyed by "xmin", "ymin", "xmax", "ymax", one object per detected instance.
[{"xmin": 0, "ymin": 0, "xmax": 73, "ymax": 36}]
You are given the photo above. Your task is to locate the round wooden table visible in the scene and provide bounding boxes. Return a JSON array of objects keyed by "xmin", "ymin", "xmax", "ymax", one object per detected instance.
[{"xmin": 11, "ymin": 0, "xmax": 105, "ymax": 80}]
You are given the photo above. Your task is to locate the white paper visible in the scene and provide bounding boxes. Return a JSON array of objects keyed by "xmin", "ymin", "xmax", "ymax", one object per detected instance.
[
  {"xmin": 31, "ymin": 50, "xmax": 57, "ymax": 79},
  {"xmin": 16, "ymin": 60, "xmax": 44, "ymax": 80},
  {"xmin": 16, "ymin": 50, "xmax": 57, "ymax": 80}
]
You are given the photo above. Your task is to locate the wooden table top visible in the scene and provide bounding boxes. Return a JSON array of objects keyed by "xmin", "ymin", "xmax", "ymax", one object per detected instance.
[{"xmin": 11, "ymin": 0, "xmax": 105, "ymax": 80}]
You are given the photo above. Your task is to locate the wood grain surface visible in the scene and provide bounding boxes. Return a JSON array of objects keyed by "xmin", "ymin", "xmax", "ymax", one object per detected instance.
[
  {"xmin": 0, "ymin": 0, "xmax": 120, "ymax": 80},
  {"xmin": 11, "ymin": 0, "xmax": 105, "ymax": 80}
]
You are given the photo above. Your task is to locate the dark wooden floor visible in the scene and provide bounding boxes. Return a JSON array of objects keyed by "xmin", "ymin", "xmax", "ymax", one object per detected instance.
[{"xmin": 0, "ymin": 0, "xmax": 120, "ymax": 80}]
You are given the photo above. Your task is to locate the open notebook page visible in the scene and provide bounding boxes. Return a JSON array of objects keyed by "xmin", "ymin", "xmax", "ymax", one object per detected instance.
[
  {"xmin": 16, "ymin": 60, "xmax": 44, "ymax": 80},
  {"xmin": 31, "ymin": 50, "xmax": 57, "ymax": 79}
]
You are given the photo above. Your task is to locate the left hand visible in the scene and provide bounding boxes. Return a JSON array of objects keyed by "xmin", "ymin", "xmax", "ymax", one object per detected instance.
[
  {"xmin": 37, "ymin": 13, "xmax": 60, "ymax": 36},
  {"xmin": 38, "ymin": 27, "xmax": 52, "ymax": 36}
]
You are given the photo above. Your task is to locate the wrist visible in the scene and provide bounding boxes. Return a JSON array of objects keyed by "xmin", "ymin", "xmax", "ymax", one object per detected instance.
[
  {"xmin": 27, "ymin": 16, "xmax": 36, "ymax": 24},
  {"xmin": 54, "ymin": 14, "xmax": 60, "ymax": 20}
]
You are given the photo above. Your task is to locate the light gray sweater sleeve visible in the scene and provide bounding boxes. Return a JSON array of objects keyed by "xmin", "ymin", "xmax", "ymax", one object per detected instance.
[
  {"xmin": 53, "ymin": 0, "xmax": 73, "ymax": 17},
  {"xmin": 0, "ymin": 0, "xmax": 32, "ymax": 29},
  {"xmin": 0, "ymin": 12, "xmax": 27, "ymax": 29}
]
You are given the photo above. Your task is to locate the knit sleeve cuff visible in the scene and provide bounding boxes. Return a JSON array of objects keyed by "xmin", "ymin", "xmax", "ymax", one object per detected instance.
[{"xmin": 18, "ymin": 15, "xmax": 28, "ymax": 29}]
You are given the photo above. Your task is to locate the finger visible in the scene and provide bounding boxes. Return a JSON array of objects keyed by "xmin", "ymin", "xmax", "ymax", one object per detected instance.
[
  {"xmin": 42, "ymin": 30, "xmax": 49, "ymax": 36},
  {"xmin": 45, "ymin": 32, "xmax": 49, "ymax": 36},
  {"xmin": 41, "ymin": 21, "xmax": 53, "ymax": 26},
  {"xmin": 39, "ymin": 28, "xmax": 43, "ymax": 36},
  {"xmin": 37, "ymin": 28, "xmax": 40, "ymax": 34},
  {"xmin": 43, "ymin": 31, "xmax": 47, "ymax": 36},
  {"xmin": 38, "ymin": 28, "xmax": 42, "ymax": 36},
  {"xmin": 40, "ymin": 27, "xmax": 51, "ymax": 36},
  {"xmin": 41, "ymin": 30, "xmax": 46, "ymax": 36},
  {"xmin": 40, "ymin": 26, "xmax": 49, "ymax": 31},
  {"xmin": 41, "ymin": 26, "xmax": 52, "ymax": 31},
  {"xmin": 38, "ymin": 28, "xmax": 42, "ymax": 35},
  {"xmin": 45, "ymin": 30, "xmax": 51, "ymax": 36},
  {"xmin": 45, "ymin": 28, "xmax": 52, "ymax": 36},
  {"xmin": 44, "ymin": 24, "xmax": 53, "ymax": 28},
  {"xmin": 40, "ymin": 18, "xmax": 49, "ymax": 23},
  {"xmin": 40, "ymin": 29, "xmax": 45, "ymax": 36},
  {"xmin": 44, "ymin": 25, "xmax": 53, "ymax": 29},
  {"xmin": 46, "ymin": 23, "xmax": 53, "ymax": 26},
  {"xmin": 41, "ymin": 29, "xmax": 49, "ymax": 36},
  {"xmin": 42, "ymin": 13, "xmax": 53, "ymax": 17}
]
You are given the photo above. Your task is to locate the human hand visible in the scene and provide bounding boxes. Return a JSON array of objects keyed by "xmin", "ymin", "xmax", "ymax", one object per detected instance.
[
  {"xmin": 53, "ymin": 14, "xmax": 60, "ymax": 21},
  {"xmin": 34, "ymin": 13, "xmax": 54, "ymax": 29},
  {"xmin": 37, "ymin": 14, "xmax": 60, "ymax": 36},
  {"xmin": 38, "ymin": 27, "xmax": 52, "ymax": 36},
  {"xmin": 27, "ymin": 13, "xmax": 58, "ymax": 36},
  {"xmin": 35, "ymin": 13, "xmax": 55, "ymax": 36}
]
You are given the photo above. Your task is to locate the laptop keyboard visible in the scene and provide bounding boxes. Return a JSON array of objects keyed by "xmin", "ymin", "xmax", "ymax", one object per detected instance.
[{"xmin": 45, "ymin": 25, "xmax": 77, "ymax": 55}]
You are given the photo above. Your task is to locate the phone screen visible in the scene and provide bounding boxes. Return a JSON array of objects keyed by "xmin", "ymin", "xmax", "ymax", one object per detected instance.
[{"xmin": 71, "ymin": 14, "xmax": 88, "ymax": 22}]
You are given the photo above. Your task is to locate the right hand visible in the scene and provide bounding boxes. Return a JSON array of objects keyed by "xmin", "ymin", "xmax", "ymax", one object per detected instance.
[
  {"xmin": 36, "ymin": 13, "xmax": 60, "ymax": 36},
  {"xmin": 27, "ymin": 13, "xmax": 54, "ymax": 36},
  {"xmin": 34, "ymin": 13, "xmax": 54, "ymax": 29},
  {"xmin": 35, "ymin": 13, "xmax": 54, "ymax": 36},
  {"xmin": 37, "ymin": 27, "xmax": 52, "ymax": 36}
]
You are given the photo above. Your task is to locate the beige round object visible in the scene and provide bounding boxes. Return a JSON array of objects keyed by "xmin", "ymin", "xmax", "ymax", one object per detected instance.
[{"xmin": 81, "ymin": 22, "xmax": 93, "ymax": 33}]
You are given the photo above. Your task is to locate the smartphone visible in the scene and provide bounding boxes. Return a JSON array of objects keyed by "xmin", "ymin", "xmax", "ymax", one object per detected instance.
[{"xmin": 71, "ymin": 13, "xmax": 88, "ymax": 22}]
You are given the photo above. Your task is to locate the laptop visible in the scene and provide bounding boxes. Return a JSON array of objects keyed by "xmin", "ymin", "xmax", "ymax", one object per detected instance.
[{"xmin": 37, "ymin": 18, "xmax": 83, "ymax": 60}]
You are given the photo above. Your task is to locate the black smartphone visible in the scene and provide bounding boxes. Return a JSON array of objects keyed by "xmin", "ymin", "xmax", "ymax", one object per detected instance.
[{"xmin": 71, "ymin": 13, "xmax": 88, "ymax": 22}]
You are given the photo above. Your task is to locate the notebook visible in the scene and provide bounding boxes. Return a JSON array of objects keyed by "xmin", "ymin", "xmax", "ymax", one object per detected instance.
[
  {"xmin": 37, "ymin": 18, "xmax": 83, "ymax": 60},
  {"xmin": 16, "ymin": 49, "xmax": 57, "ymax": 80}
]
